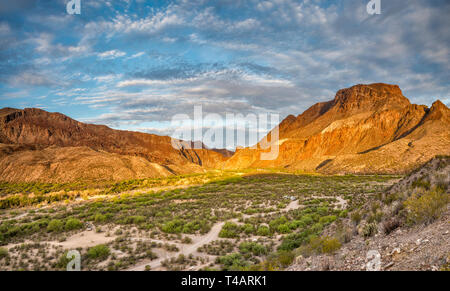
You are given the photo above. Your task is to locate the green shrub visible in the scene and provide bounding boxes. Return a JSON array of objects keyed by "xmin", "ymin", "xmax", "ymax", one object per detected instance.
[
  {"xmin": 65, "ymin": 218, "xmax": 83, "ymax": 231},
  {"xmin": 269, "ymin": 216, "xmax": 288, "ymax": 230},
  {"xmin": 339, "ymin": 210, "xmax": 349, "ymax": 218},
  {"xmin": 319, "ymin": 215, "xmax": 337, "ymax": 225},
  {"xmin": 404, "ymin": 187, "xmax": 449, "ymax": 225},
  {"xmin": 243, "ymin": 224, "xmax": 255, "ymax": 234},
  {"xmin": 0, "ymin": 247, "xmax": 8, "ymax": 258},
  {"xmin": 216, "ymin": 253, "xmax": 248, "ymax": 271},
  {"xmin": 219, "ymin": 222, "xmax": 240, "ymax": 238},
  {"xmin": 277, "ymin": 224, "xmax": 291, "ymax": 234},
  {"xmin": 275, "ymin": 250, "xmax": 295, "ymax": 267},
  {"xmin": 94, "ymin": 213, "xmax": 107, "ymax": 222},
  {"xmin": 121, "ymin": 215, "xmax": 146, "ymax": 225},
  {"xmin": 278, "ymin": 231, "xmax": 310, "ymax": 251},
  {"xmin": 47, "ymin": 219, "xmax": 64, "ymax": 232},
  {"xmin": 56, "ymin": 251, "xmax": 71, "ymax": 269},
  {"xmin": 87, "ymin": 244, "xmax": 110, "ymax": 261},
  {"xmin": 298, "ymin": 215, "xmax": 313, "ymax": 226},
  {"xmin": 321, "ymin": 237, "xmax": 341, "ymax": 253},
  {"xmin": 256, "ymin": 226, "xmax": 270, "ymax": 236},
  {"xmin": 304, "ymin": 236, "xmax": 341, "ymax": 255},
  {"xmin": 239, "ymin": 242, "xmax": 268, "ymax": 256},
  {"xmin": 351, "ymin": 211, "xmax": 362, "ymax": 225},
  {"xmin": 161, "ymin": 219, "xmax": 184, "ymax": 233}
]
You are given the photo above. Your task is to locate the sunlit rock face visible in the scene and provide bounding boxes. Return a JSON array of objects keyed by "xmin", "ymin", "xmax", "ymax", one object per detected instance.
[
  {"xmin": 225, "ymin": 83, "xmax": 450, "ymax": 174},
  {"xmin": 0, "ymin": 107, "xmax": 230, "ymax": 182}
]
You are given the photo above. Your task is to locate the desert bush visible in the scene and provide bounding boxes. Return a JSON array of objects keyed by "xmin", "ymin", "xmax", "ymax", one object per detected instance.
[
  {"xmin": 0, "ymin": 247, "xmax": 8, "ymax": 258},
  {"xmin": 65, "ymin": 218, "xmax": 83, "ymax": 231},
  {"xmin": 383, "ymin": 193, "xmax": 400, "ymax": 205},
  {"xmin": 412, "ymin": 178, "xmax": 431, "ymax": 190},
  {"xmin": 273, "ymin": 250, "xmax": 295, "ymax": 268},
  {"xmin": 277, "ymin": 224, "xmax": 291, "ymax": 234},
  {"xmin": 351, "ymin": 211, "xmax": 362, "ymax": 225},
  {"xmin": 87, "ymin": 244, "xmax": 110, "ymax": 261},
  {"xmin": 319, "ymin": 215, "xmax": 337, "ymax": 225},
  {"xmin": 404, "ymin": 187, "xmax": 449, "ymax": 225},
  {"xmin": 94, "ymin": 213, "xmax": 107, "ymax": 222},
  {"xmin": 367, "ymin": 211, "xmax": 383, "ymax": 223},
  {"xmin": 161, "ymin": 219, "xmax": 184, "ymax": 233},
  {"xmin": 55, "ymin": 251, "xmax": 72, "ymax": 269},
  {"xmin": 242, "ymin": 224, "xmax": 255, "ymax": 234},
  {"xmin": 269, "ymin": 216, "xmax": 288, "ymax": 231},
  {"xmin": 256, "ymin": 226, "xmax": 270, "ymax": 236},
  {"xmin": 120, "ymin": 215, "xmax": 146, "ymax": 225},
  {"xmin": 181, "ymin": 236, "xmax": 192, "ymax": 244},
  {"xmin": 47, "ymin": 219, "xmax": 64, "ymax": 232},
  {"xmin": 362, "ymin": 223, "xmax": 378, "ymax": 238},
  {"xmin": 321, "ymin": 237, "xmax": 341, "ymax": 254},
  {"xmin": 216, "ymin": 253, "xmax": 248, "ymax": 271},
  {"xmin": 239, "ymin": 242, "xmax": 268, "ymax": 256},
  {"xmin": 301, "ymin": 236, "xmax": 341, "ymax": 255},
  {"xmin": 278, "ymin": 231, "xmax": 311, "ymax": 251},
  {"xmin": 219, "ymin": 222, "xmax": 240, "ymax": 238}
]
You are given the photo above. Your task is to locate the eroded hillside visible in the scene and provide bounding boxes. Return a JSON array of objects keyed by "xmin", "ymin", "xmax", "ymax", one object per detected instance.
[{"xmin": 0, "ymin": 108, "xmax": 229, "ymax": 182}]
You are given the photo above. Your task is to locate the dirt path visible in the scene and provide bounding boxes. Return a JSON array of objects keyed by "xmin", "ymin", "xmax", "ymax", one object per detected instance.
[
  {"xmin": 127, "ymin": 221, "xmax": 226, "ymax": 271},
  {"xmin": 126, "ymin": 200, "xmax": 304, "ymax": 271}
]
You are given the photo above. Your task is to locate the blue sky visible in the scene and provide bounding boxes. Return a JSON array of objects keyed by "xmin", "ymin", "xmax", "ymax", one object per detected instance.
[{"xmin": 0, "ymin": 0, "xmax": 449, "ymax": 148}]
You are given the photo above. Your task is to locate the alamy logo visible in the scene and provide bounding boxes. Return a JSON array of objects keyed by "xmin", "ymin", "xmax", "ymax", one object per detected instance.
[
  {"xmin": 66, "ymin": 0, "xmax": 81, "ymax": 15},
  {"xmin": 66, "ymin": 250, "xmax": 81, "ymax": 271},
  {"xmin": 367, "ymin": 0, "xmax": 381, "ymax": 15},
  {"xmin": 170, "ymin": 106, "xmax": 280, "ymax": 161}
]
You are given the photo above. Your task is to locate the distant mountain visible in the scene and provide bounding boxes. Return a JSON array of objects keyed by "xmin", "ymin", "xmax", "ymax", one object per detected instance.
[
  {"xmin": 0, "ymin": 108, "xmax": 228, "ymax": 182},
  {"xmin": 225, "ymin": 83, "xmax": 450, "ymax": 174},
  {"xmin": 1, "ymin": 83, "xmax": 448, "ymax": 182}
]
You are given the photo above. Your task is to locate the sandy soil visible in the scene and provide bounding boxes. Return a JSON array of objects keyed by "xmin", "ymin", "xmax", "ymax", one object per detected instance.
[{"xmin": 126, "ymin": 199, "xmax": 304, "ymax": 271}]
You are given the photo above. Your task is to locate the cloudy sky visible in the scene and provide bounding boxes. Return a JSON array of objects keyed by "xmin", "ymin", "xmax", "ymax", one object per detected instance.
[{"xmin": 0, "ymin": 0, "xmax": 449, "ymax": 148}]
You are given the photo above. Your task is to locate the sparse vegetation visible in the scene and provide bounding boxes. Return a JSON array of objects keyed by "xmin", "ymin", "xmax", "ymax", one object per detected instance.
[
  {"xmin": 404, "ymin": 187, "xmax": 449, "ymax": 225},
  {"xmin": 298, "ymin": 236, "xmax": 341, "ymax": 256},
  {"xmin": 47, "ymin": 219, "xmax": 64, "ymax": 232},
  {"xmin": 0, "ymin": 171, "xmax": 399, "ymax": 270},
  {"xmin": 87, "ymin": 244, "xmax": 110, "ymax": 261},
  {"xmin": 0, "ymin": 247, "xmax": 8, "ymax": 258}
]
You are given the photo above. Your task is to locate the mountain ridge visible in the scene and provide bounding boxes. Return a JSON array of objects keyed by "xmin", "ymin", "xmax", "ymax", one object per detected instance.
[
  {"xmin": 0, "ymin": 83, "xmax": 448, "ymax": 182},
  {"xmin": 225, "ymin": 83, "xmax": 450, "ymax": 174},
  {"xmin": 0, "ymin": 107, "xmax": 230, "ymax": 182}
]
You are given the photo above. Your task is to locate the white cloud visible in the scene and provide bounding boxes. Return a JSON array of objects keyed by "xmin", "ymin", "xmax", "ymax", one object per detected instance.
[
  {"xmin": 97, "ymin": 49, "xmax": 126, "ymax": 60},
  {"xmin": 126, "ymin": 52, "xmax": 145, "ymax": 60},
  {"xmin": 95, "ymin": 74, "xmax": 123, "ymax": 83}
]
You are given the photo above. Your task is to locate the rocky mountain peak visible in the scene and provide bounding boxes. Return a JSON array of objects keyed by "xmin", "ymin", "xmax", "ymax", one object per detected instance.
[{"xmin": 333, "ymin": 83, "xmax": 410, "ymax": 113}]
